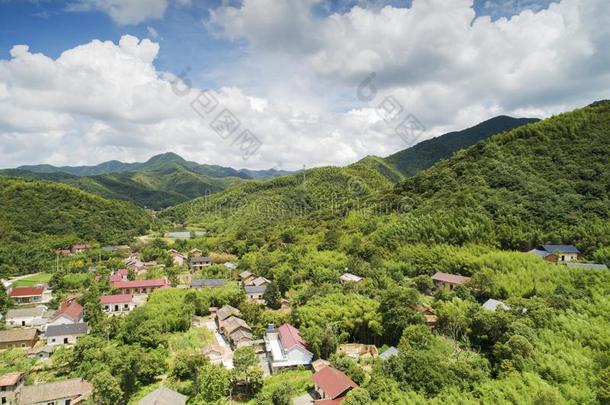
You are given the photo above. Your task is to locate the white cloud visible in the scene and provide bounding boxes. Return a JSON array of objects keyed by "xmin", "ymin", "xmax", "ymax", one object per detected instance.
[
  {"xmin": 68, "ymin": 0, "xmax": 188, "ymax": 25},
  {"xmin": 1, "ymin": 0, "xmax": 610, "ymax": 170},
  {"xmin": 147, "ymin": 26, "xmax": 159, "ymax": 38}
]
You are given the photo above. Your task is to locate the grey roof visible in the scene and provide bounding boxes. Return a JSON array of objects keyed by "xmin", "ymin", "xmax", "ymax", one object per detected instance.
[
  {"xmin": 217, "ymin": 305, "xmax": 240, "ymax": 321},
  {"xmin": 528, "ymin": 249, "xmax": 551, "ymax": 258},
  {"xmin": 191, "ymin": 278, "xmax": 226, "ymax": 287},
  {"xmin": 0, "ymin": 328, "xmax": 38, "ymax": 343},
  {"xmin": 17, "ymin": 378, "xmax": 92, "ymax": 404},
  {"xmin": 6, "ymin": 306, "xmax": 48, "ymax": 319},
  {"xmin": 540, "ymin": 244, "xmax": 580, "ymax": 254},
  {"xmin": 224, "ymin": 262, "xmax": 237, "ymax": 269},
  {"xmin": 138, "ymin": 387, "xmax": 187, "ymax": 405},
  {"xmin": 45, "ymin": 322, "xmax": 88, "ymax": 338},
  {"xmin": 379, "ymin": 346, "xmax": 399, "ymax": 360},
  {"xmin": 244, "ymin": 285, "xmax": 267, "ymax": 294},
  {"xmin": 191, "ymin": 256, "xmax": 212, "ymax": 264},
  {"xmin": 482, "ymin": 299, "xmax": 510, "ymax": 312},
  {"xmin": 566, "ymin": 263, "xmax": 608, "ymax": 270}
]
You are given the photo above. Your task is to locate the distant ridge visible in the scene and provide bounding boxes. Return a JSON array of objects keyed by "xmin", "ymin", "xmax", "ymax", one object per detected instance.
[{"xmin": 384, "ymin": 115, "xmax": 539, "ymax": 177}]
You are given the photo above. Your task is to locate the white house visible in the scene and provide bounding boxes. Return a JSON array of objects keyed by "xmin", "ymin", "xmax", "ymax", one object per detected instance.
[
  {"xmin": 45, "ymin": 323, "xmax": 88, "ymax": 346},
  {"xmin": 244, "ymin": 285, "xmax": 266, "ymax": 304},
  {"xmin": 100, "ymin": 294, "xmax": 139, "ymax": 314},
  {"xmin": 265, "ymin": 323, "xmax": 313, "ymax": 373},
  {"xmin": 5, "ymin": 306, "xmax": 53, "ymax": 329},
  {"xmin": 47, "ymin": 301, "xmax": 84, "ymax": 327}
]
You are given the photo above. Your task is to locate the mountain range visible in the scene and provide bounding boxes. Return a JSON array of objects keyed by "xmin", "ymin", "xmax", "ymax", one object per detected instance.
[{"xmin": 0, "ymin": 116, "xmax": 535, "ymax": 210}]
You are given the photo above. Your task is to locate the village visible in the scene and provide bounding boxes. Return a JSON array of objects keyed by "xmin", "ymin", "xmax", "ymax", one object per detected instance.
[{"xmin": 0, "ymin": 237, "xmax": 606, "ymax": 405}]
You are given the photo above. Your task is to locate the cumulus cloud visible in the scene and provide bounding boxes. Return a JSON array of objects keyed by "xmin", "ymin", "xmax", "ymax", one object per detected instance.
[{"xmin": 1, "ymin": 0, "xmax": 609, "ymax": 170}]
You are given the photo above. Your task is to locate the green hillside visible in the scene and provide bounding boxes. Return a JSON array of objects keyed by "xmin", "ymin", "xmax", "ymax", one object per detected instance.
[
  {"xmin": 383, "ymin": 101, "xmax": 610, "ymax": 253},
  {"xmin": 4, "ymin": 152, "xmax": 295, "ymax": 209},
  {"xmin": 384, "ymin": 115, "xmax": 539, "ymax": 176},
  {"xmin": 0, "ymin": 177, "xmax": 150, "ymax": 276}
]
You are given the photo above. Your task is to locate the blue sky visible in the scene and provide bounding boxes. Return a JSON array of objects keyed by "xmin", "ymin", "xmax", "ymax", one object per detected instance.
[{"xmin": 0, "ymin": 0, "xmax": 606, "ymax": 170}]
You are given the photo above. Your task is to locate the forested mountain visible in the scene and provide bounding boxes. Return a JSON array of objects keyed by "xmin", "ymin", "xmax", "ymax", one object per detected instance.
[
  {"xmin": 0, "ymin": 177, "xmax": 150, "ymax": 276},
  {"xmin": 384, "ymin": 115, "xmax": 539, "ymax": 176},
  {"xmin": 384, "ymin": 100, "xmax": 610, "ymax": 253},
  {"xmin": 2, "ymin": 153, "xmax": 294, "ymax": 209}
]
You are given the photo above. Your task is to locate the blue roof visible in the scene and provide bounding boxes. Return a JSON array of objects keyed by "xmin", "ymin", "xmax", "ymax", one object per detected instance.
[{"xmin": 540, "ymin": 245, "xmax": 580, "ymax": 254}]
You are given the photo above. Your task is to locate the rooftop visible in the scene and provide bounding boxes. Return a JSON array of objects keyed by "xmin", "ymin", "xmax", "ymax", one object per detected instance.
[
  {"xmin": 191, "ymin": 256, "xmax": 212, "ymax": 263},
  {"xmin": 191, "ymin": 279, "xmax": 226, "ymax": 287},
  {"xmin": 482, "ymin": 299, "xmax": 510, "ymax": 312},
  {"xmin": 53, "ymin": 301, "xmax": 83, "ymax": 322},
  {"xmin": 245, "ymin": 285, "xmax": 267, "ymax": 294},
  {"xmin": 0, "ymin": 372, "xmax": 24, "ymax": 387},
  {"xmin": 379, "ymin": 346, "xmax": 399, "ymax": 360},
  {"xmin": 217, "ymin": 305, "xmax": 240, "ymax": 321},
  {"xmin": 540, "ymin": 244, "xmax": 580, "ymax": 254},
  {"xmin": 9, "ymin": 286, "xmax": 44, "ymax": 297},
  {"xmin": 340, "ymin": 272, "xmax": 363, "ymax": 283},
  {"xmin": 0, "ymin": 328, "xmax": 38, "ymax": 343},
  {"xmin": 312, "ymin": 366, "xmax": 358, "ymax": 400},
  {"xmin": 100, "ymin": 294, "xmax": 134, "ymax": 304},
  {"xmin": 138, "ymin": 386, "xmax": 187, "ymax": 405},
  {"xmin": 18, "ymin": 378, "xmax": 92, "ymax": 404},
  {"xmin": 6, "ymin": 306, "xmax": 48, "ymax": 319},
  {"xmin": 113, "ymin": 278, "xmax": 168, "ymax": 289},
  {"xmin": 46, "ymin": 322, "xmax": 88, "ymax": 337},
  {"xmin": 431, "ymin": 272, "xmax": 471, "ymax": 285},
  {"xmin": 278, "ymin": 323, "xmax": 306, "ymax": 350}
]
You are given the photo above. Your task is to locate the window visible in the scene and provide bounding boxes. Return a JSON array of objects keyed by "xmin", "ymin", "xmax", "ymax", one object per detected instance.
[
  {"xmin": 21, "ymin": 321, "xmax": 26, "ymax": 326},
  {"xmin": 64, "ymin": 338, "xmax": 69, "ymax": 344},
  {"xmin": 51, "ymin": 338, "xmax": 56, "ymax": 342},
  {"xmin": 114, "ymin": 305, "xmax": 119, "ymax": 311}
]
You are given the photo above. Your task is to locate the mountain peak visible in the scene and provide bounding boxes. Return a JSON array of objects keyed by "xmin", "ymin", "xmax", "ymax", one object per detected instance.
[{"xmin": 146, "ymin": 152, "xmax": 186, "ymax": 163}]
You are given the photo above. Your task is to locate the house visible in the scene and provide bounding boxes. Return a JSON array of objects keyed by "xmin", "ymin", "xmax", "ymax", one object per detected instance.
[
  {"xmin": 9, "ymin": 287, "xmax": 44, "ymax": 305},
  {"xmin": 431, "ymin": 272, "xmax": 471, "ymax": 289},
  {"xmin": 16, "ymin": 378, "xmax": 92, "ymax": 405},
  {"xmin": 528, "ymin": 245, "xmax": 580, "ymax": 263},
  {"xmin": 482, "ymin": 299, "xmax": 510, "ymax": 312},
  {"xmin": 191, "ymin": 279, "xmax": 226, "ymax": 288},
  {"xmin": 5, "ymin": 306, "xmax": 52, "ymax": 329},
  {"xmin": 221, "ymin": 316, "xmax": 253, "ymax": 347},
  {"xmin": 109, "ymin": 269, "xmax": 129, "ymax": 283},
  {"xmin": 565, "ymin": 262, "xmax": 608, "ymax": 270},
  {"xmin": 337, "ymin": 343, "xmax": 378, "ymax": 359},
  {"xmin": 379, "ymin": 346, "xmax": 399, "ymax": 361},
  {"xmin": 56, "ymin": 249, "xmax": 72, "ymax": 256},
  {"xmin": 112, "ymin": 278, "xmax": 169, "ymax": 294},
  {"xmin": 415, "ymin": 305, "xmax": 438, "ymax": 328},
  {"xmin": 244, "ymin": 285, "xmax": 267, "ymax": 303},
  {"xmin": 100, "ymin": 294, "xmax": 139, "ymax": 314},
  {"xmin": 216, "ymin": 305, "xmax": 241, "ymax": 325},
  {"xmin": 45, "ymin": 323, "xmax": 88, "ymax": 346},
  {"xmin": 48, "ymin": 301, "xmax": 84, "ymax": 326},
  {"xmin": 239, "ymin": 270, "xmax": 256, "ymax": 285},
  {"xmin": 0, "ymin": 329, "xmax": 38, "ymax": 350},
  {"xmin": 265, "ymin": 323, "xmax": 313, "ymax": 372},
  {"xmin": 70, "ymin": 244, "xmax": 91, "ymax": 254},
  {"xmin": 191, "ymin": 256, "xmax": 212, "ymax": 269},
  {"xmin": 190, "ymin": 248, "xmax": 203, "ymax": 257},
  {"xmin": 249, "ymin": 276, "xmax": 270, "ymax": 287},
  {"xmin": 229, "ymin": 328, "xmax": 254, "ymax": 348},
  {"xmin": 312, "ymin": 359, "xmax": 331, "ymax": 372},
  {"xmin": 312, "ymin": 366, "xmax": 358, "ymax": 404},
  {"xmin": 0, "ymin": 372, "xmax": 24, "ymax": 405},
  {"xmin": 138, "ymin": 387, "xmax": 187, "ymax": 405},
  {"xmin": 27, "ymin": 344, "xmax": 55, "ymax": 360},
  {"xmin": 339, "ymin": 273, "xmax": 363, "ymax": 283},
  {"xmin": 169, "ymin": 250, "xmax": 187, "ymax": 267}
]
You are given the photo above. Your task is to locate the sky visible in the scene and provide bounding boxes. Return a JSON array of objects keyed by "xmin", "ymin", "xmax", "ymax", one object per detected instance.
[{"xmin": 0, "ymin": 0, "xmax": 608, "ymax": 170}]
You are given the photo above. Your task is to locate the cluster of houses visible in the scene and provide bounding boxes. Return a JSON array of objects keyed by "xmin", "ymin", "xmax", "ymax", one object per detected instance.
[
  {"xmin": 528, "ymin": 244, "xmax": 608, "ymax": 269},
  {"xmin": 214, "ymin": 305, "xmax": 254, "ymax": 348},
  {"xmin": 239, "ymin": 271, "xmax": 270, "ymax": 303},
  {"xmin": 56, "ymin": 243, "xmax": 91, "ymax": 256}
]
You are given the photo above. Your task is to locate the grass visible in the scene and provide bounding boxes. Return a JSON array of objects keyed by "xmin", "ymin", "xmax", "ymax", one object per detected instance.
[
  {"xmin": 246, "ymin": 369, "xmax": 313, "ymax": 404},
  {"xmin": 12, "ymin": 273, "xmax": 52, "ymax": 287},
  {"xmin": 166, "ymin": 326, "xmax": 214, "ymax": 356}
]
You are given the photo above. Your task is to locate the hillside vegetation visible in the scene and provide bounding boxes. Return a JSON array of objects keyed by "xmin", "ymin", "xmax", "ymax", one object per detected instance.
[{"xmin": 0, "ymin": 177, "xmax": 150, "ymax": 276}]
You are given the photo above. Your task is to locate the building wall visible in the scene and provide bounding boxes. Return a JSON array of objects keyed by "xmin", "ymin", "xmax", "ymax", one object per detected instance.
[
  {"xmin": 0, "ymin": 380, "xmax": 23, "ymax": 405},
  {"xmin": 6, "ymin": 316, "xmax": 47, "ymax": 328},
  {"xmin": 47, "ymin": 333, "xmax": 82, "ymax": 346},
  {"xmin": 0, "ymin": 339, "xmax": 36, "ymax": 350},
  {"xmin": 102, "ymin": 302, "xmax": 136, "ymax": 314}
]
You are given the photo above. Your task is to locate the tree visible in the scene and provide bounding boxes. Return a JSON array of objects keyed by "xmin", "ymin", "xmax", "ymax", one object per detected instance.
[
  {"xmin": 344, "ymin": 388, "xmax": 372, "ymax": 405},
  {"xmin": 263, "ymin": 282, "xmax": 282, "ymax": 309},
  {"xmin": 92, "ymin": 370, "xmax": 123, "ymax": 405},
  {"xmin": 232, "ymin": 347, "xmax": 263, "ymax": 395},
  {"xmin": 0, "ymin": 283, "xmax": 12, "ymax": 315},
  {"xmin": 270, "ymin": 384, "xmax": 292, "ymax": 405},
  {"xmin": 198, "ymin": 362, "xmax": 231, "ymax": 402},
  {"xmin": 379, "ymin": 286, "xmax": 423, "ymax": 345}
]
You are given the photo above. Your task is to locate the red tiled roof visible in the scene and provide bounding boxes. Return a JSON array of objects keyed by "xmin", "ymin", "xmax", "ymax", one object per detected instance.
[
  {"xmin": 431, "ymin": 272, "xmax": 471, "ymax": 285},
  {"xmin": 112, "ymin": 278, "xmax": 168, "ymax": 289},
  {"xmin": 116, "ymin": 269, "xmax": 129, "ymax": 276},
  {"xmin": 312, "ymin": 367, "xmax": 357, "ymax": 400},
  {"xmin": 10, "ymin": 287, "xmax": 44, "ymax": 297},
  {"xmin": 71, "ymin": 244, "xmax": 90, "ymax": 250},
  {"xmin": 100, "ymin": 294, "xmax": 133, "ymax": 304},
  {"xmin": 53, "ymin": 301, "xmax": 83, "ymax": 322},
  {"xmin": 109, "ymin": 274, "xmax": 123, "ymax": 282},
  {"xmin": 279, "ymin": 323, "xmax": 306, "ymax": 350}
]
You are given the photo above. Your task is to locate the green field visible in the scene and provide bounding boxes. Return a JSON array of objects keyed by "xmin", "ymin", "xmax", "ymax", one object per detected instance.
[{"xmin": 12, "ymin": 272, "xmax": 52, "ymax": 287}]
